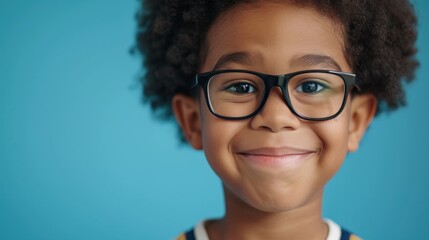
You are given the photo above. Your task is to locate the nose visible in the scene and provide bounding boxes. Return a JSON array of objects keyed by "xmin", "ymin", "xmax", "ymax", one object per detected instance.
[{"xmin": 249, "ymin": 87, "xmax": 301, "ymax": 132}]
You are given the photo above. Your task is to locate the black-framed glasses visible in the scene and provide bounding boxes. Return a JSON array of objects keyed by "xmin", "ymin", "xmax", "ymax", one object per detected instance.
[{"xmin": 193, "ymin": 69, "xmax": 357, "ymax": 121}]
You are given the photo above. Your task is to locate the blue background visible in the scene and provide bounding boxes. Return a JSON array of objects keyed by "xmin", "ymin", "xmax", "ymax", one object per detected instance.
[{"xmin": 0, "ymin": 1, "xmax": 428, "ymax": 239}]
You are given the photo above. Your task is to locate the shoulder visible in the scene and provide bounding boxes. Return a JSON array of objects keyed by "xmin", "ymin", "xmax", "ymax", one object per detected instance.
[
  {"xmin": 176, "ymin": 231, "xmax": 193, "ymax": 240},
  {"xmin": 339, "ymin": 229, "xmax": 362, "ymax": 240},
  {"xmin": 176, "ymin": 221, "xmax": 207, "ymax": 240},
  {"xmin": 325, "ymin": 219, "xmax": 362, "ymax": 240}
]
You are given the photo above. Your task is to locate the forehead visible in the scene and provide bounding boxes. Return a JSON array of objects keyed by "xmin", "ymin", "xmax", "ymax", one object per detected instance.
[{"xmin": 200, "ymin": 1, "xmax": 348, "ymax": 73}]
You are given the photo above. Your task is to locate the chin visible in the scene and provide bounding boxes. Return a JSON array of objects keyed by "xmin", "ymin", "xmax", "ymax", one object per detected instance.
[
  {"xmin": 251, "ymin": 200, "xmax": 304, "ymax": 214},
  {"xmin": 243, "ymin": 191, "xmax": 308, "ymax": 213}
]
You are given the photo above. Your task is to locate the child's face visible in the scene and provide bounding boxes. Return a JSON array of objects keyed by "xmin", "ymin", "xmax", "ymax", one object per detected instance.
[{"xmin": 174, "ymin": 2, "xmax": 376, "ymax": 213}]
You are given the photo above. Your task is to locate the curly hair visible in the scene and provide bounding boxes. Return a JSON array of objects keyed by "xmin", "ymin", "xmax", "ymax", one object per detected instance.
[{"xmin": 135, "ymin": 0, "xmax": 418, "ymax": 122}]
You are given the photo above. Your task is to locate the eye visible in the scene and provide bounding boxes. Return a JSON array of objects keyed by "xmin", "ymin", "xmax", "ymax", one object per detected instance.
[
  {"xmin": 295, "ymin": 81, "xmax": 327, "ymax": 94},
  {"xmin": 225, "ymin": 82, "xmax": 257, "ymax": 94}
]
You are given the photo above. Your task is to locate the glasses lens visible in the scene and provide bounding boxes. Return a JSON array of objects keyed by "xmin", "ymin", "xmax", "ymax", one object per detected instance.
[
  {"xmin": 287, "ymin": 72, "xmax": 346, "ymax": 119},
  {"xmin": 208, "ymin": 72, "xmax": 265, "ymax": 118}
]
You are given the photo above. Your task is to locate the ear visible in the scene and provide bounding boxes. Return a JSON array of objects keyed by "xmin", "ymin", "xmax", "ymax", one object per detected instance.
[
  {"xmin": 348, "ymin": 94, "xmax": 377, "ymax": 152},
  {"xmin": 172, "ymin": 94, "xmax": 203, "ymax": 149}
]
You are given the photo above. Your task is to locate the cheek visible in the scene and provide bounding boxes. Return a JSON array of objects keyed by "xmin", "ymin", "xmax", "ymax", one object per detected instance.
[
  {"xmin": 200, "ymin": 104, "xmax": 245, "ymax": 179},
  {"xmin": 313, "ymin": 108, "xmax": 351, "ymax": 179},
  {"xmin": 200, "ymin": 103, "xmax": 237, "ymax": 151},
  {"xmin": 321, "ymin": 115, "xmax": 349, "ymax": 144}
]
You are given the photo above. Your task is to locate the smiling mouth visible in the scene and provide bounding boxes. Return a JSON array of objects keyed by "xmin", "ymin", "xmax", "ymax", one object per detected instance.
[{"xmin": 237, "ymin": 148, "xmax": 317, "ymax": 169}]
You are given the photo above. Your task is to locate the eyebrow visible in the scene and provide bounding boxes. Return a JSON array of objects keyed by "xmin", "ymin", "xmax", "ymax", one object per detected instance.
[
  {"xmin": 289, "ymin": 54, "xmax": 342, "ymax": 71},
  {"xmin": 212, "ymin": 52, "xmax": 342, "ymax": 72},
  {"xmin": 212, "ymin": 51, "xmax": 259, "ymax": 71}
]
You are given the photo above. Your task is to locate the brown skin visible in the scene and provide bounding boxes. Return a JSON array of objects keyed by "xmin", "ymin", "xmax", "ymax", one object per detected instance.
[{"xmin": 173, "ymin": 2, "xmax": 377, "ymax": 240}]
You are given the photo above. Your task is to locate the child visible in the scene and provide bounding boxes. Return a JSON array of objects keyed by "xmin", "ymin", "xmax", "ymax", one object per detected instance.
[{"xmin": 136, "ymin": 0, "xmax": 418, "ymax": 239}]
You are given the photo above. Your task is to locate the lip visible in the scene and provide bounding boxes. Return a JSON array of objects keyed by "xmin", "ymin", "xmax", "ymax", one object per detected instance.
[{"xmin": 236, "ymin": 147, "xmax": 317, "ymax": 169}]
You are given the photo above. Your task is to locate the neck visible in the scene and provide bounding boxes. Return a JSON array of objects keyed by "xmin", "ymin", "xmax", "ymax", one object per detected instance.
[{"xmin": 207, "ymin": 187, "xmax": 328, "ymax": 240}]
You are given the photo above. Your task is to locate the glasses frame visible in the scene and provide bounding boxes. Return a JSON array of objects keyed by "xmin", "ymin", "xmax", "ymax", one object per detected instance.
[{"xmin": 193, "ymin": 69, "xmax": 357, "ymax": 121}]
